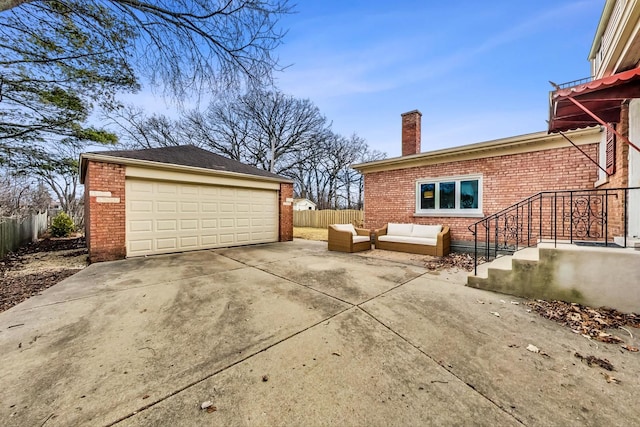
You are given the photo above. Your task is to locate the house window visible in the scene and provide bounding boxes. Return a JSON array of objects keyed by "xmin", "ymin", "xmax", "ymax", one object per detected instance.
[{"xmin": 416, "ymin": 175, "xmax": 482, "ymax": 216}]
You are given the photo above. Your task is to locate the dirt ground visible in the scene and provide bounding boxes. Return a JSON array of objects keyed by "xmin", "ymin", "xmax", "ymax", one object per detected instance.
[
  {"xmin": 293, "ymin": 227, "xmax": 328, "ymax": 241},
  {"xmin": 0, "ymin": 237, "xmax": 88, "ymax": 312}
]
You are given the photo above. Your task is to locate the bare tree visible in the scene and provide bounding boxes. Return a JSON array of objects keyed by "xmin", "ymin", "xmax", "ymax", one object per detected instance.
[
  {"xmin": 0, "ymin": 171, "xmax": 52, "ymax": 216},
  {"xmin": 1, "ymin": 0, "xmax": 291, "ymax": 198}
]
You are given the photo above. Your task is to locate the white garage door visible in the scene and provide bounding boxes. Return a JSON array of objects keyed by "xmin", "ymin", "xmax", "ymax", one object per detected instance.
[{"xmin": 126, "ymin": 179, "xmax": 278, "ymax": 257}]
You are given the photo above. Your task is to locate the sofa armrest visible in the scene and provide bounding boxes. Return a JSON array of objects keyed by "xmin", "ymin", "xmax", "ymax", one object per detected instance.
[
  {"xmin": 355, "ymin": 227, "xmax": 370, "ymax": 237},
  {"xmin": 435, "ymin": 226, "xmax": 451, "ymax": 256},
  {"xmin": 374, "ymin": 225, "xmax": 388, "ymax": 245},
  {"xmin": 374, "ymin": 225, "xmax": 388, "ymax": 237}
]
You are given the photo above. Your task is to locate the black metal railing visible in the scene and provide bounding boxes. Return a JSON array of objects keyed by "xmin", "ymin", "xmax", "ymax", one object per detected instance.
[
  {"xmin": 555, "ymin": 76, "xmax": 593, "ymax": 89},
  {"xmin": 469, "ymin": 187, "xmax": 639, "ymax": 275}
]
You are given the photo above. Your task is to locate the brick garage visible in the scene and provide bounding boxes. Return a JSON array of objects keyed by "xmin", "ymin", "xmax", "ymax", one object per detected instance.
[
  {"xmin": 80, "ymin": 145, "xmax": 293, "ymax": 263},
  {"xmin": 354, "ymin": 111, "xmax": 604, "ymax": 248}
]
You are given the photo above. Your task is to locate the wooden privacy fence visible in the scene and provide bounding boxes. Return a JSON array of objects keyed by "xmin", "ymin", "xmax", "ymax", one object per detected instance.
[
  {"xmin": 0, "ymin": 212, "xmax": 48, "ymax": 258},
  {"xmin": 294, "ymin": 209, "xmax": 363, "ymax": 229}
]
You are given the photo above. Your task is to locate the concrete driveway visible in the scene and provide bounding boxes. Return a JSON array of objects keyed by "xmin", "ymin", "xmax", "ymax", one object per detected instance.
[{"xmin": 1, "ymin": 240, "xmax": 638, "ymax": 426}]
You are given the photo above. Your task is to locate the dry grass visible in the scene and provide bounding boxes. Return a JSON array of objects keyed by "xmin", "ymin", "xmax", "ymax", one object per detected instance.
[{"xmin": 293, "ymin": 227, "xmax": 328, "ymax": 241}]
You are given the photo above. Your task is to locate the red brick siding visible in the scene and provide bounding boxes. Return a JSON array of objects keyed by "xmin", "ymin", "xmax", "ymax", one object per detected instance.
[
  {"xmin": 279, "ymin": 183, "xmax": 293, "ymax": 241},
  {"xmin": 602, "ymin": 102, "xmax": 629, "ymax": 189},
  {"xmin": 364, "ymin": 144, "xmax": 599, "ymax": 242},
  {"xmin": 84, "ymin": 161, "xmax": 126, "ymax": 262},
  {"xmin": 600, "ymin": 102, "xmax": 630, "ymax": 237}
]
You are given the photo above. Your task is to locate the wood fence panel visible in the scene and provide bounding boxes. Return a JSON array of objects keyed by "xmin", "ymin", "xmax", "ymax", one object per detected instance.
[
  {"xmin": 293, "ymin": 210, "xmax": 363, "ymax": 229},
  {"xmin": 0, "ymin": 212, "xmax": 48, "ymax": 257}
]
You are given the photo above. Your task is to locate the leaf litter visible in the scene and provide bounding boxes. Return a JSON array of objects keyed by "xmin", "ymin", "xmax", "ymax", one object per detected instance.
[{"xmin": 526, "ymin": 299, "xmax": 640, "ymax": 344}]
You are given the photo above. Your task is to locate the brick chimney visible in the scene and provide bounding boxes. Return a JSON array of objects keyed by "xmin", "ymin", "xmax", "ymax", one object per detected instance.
[{"xmin": 401, "ymin": 110, "xmax": 421, "ymax": 156}]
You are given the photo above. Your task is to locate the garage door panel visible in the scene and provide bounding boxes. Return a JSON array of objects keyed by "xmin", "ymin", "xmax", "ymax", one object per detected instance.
[
  {"xmin": 157, "ymin": 183, "xmax": 178, "ymax": 194},
  {"xmin": 130, "ymin": 220, "xmax": 152, "ymax": 232},
  {"xmin": 129, "ymin": 239, "xmax": 153, "ymax": 254},
  {"xmin": 201, "ymin": 202, "xmax": 218, "ymax": 213},
  {"xmin": 127, "ymin": 179, "xmax": 278, "ymax": 256},
  {"xmin": 180, "ymin": 236, "xmax": 199, "ymax": 248},
  {"xmin": 202, "ymin": 219, "xmax": 217, "ymax": 229},
  {"xmin": 220, "ymin": 203, "xmax": 234, "ymax": 213},
  {"xmin": 220, "ymin": 218, "xmax": 234, "ymax": 228},
  {"xmin": 180, "ymin": 219, "xmax": 198, "ymax": 230},
  {"xmin": 157, "ymin": 220, "xmax": 177, "ymax": 231},
  {"xmin": 180, "ymin": 202, "xmax": 198, "ymax": 213},
  {"xmin": 201, "ymin": 235, "xmax": 218, "ymax": 245},
  {"xmin": 157, "ymin": 201, "xmax": 177, "ymax": 213},
  {"xmin": 130, "ymin": 200, "xmax": 153, "ymax": 213}
]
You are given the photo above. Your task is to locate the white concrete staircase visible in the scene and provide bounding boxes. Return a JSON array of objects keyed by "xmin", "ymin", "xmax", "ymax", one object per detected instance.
[
  {"xmin": 467, "ymin": 247, "xmax": 540, "ymax": 289},
  {"xmin": 466, "ymin": 243, "xmax": 640, "ymax": 313}
]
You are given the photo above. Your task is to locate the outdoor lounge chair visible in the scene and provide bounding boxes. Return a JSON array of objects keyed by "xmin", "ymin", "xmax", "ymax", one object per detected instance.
[{"xmin": 327, "ymin": 224, "xmax": 372, "ymax": 253}]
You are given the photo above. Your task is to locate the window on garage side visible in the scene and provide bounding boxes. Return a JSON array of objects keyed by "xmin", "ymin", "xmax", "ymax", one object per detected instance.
[{"xmin": 416, "ymin": 175, "xmax": 482, "ymax": 216}]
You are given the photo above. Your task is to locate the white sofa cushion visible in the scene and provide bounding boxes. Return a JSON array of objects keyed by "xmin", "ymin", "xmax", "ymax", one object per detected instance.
[
  {"xmin": 387, "ymin": 223, "xmax": 414, "ymax": 237},
  {"xmin": 378, "ymin": 235, "xmax": 437, "ymax": 246},
  {"xmin": 411, "ymin": 224, "xmax": 442, "ymax": 238},
  {"xmin": 333, "ymin": 223, "xmax": 357, "ymax": 236},
  {"xmin": 352, "ymin": 235, "xmax": 370, "ymax": 244}
]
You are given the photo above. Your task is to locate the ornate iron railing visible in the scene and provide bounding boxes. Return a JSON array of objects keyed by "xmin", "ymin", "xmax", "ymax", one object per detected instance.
[{"xmin": 469, "ymin": 187, "xmax": 640, "ymax": 275}]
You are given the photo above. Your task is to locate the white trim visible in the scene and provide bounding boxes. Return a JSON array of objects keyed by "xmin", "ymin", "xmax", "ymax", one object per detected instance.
[
  {"xmin": 353, "ymin": 128, "xmax": 600, "ymax": 174},
  {"xmin": 415, "ymin": 174, "xmax": 483, "ymax": 216}
]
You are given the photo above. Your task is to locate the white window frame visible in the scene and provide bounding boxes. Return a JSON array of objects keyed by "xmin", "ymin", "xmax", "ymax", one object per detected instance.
[{"xmin": 415, "ymin": 174, "xmax": 483, "ymax": 217}]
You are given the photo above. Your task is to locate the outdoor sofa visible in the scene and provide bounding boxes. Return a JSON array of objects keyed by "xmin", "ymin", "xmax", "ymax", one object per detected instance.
[
  {"xmin": 328, "ymin": 224, "xmax": 372, "ymax": 253},
  {"xmin": 374, "ymin": 223, "xmax": 450, "ymax": 256}
]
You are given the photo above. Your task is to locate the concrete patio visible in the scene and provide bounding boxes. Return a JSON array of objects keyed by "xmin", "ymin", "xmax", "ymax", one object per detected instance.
[{"xmin": 0, "ymin": 239, "xmax": 638, "ymax": 426}]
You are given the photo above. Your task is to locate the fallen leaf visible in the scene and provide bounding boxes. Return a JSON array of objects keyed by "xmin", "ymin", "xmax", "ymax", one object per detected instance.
[
  {"xmin": 526, "ymin": 344, "xmax": 539, "ymax": 353},
  {"xmin": 621, "ymin": 344, "xmax": 639, "ymax": 352},
  {"xmin": 574, "ymin": 353, "xmax": 614, "ymax": 371},
  {"xmin": 206, "ymin": 406, "xmax": 217, "ymax": 413},
  {"xmin": 601, "ymin": 372, "xmax": 620, "ymax": 384}
]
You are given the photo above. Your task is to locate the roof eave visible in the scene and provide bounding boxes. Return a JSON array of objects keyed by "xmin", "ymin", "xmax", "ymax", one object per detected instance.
[
  {"xmin": 352, "ymin": 128, "xmax": 600, "ymax": 173},
  {"xmin": 79, "ymin": 152, "xmax": 293, "ymax": 185}
]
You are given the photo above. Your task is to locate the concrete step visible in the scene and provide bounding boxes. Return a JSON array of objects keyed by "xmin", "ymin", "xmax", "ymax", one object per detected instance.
[{"xmin": 467, "ymin": 247, "xmax": 541, "ymax": 288}]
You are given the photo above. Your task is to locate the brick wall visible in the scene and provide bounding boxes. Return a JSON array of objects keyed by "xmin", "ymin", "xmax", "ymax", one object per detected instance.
[
  {"xmin": 363, "ymin": 144, "xmax": 599, "ymax": 242},
  {"xmin": 600, "ymin": 102, "xmax": 630, "ymax": 237},
  {"xmin": 279, "ymin": 183, "xmax": 294, "ymax": 241},
  {"xmin": 84, "ymin": 161, "xmax": 126, "ymax": 262},
  {"xmin": 602, "ymin": 101, "xmax": 630, "ymax": 189}
]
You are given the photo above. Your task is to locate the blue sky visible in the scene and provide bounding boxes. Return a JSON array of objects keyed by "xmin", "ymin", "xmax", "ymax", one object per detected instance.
[{"xmin": 127, "ymin": 0, "xmax": 605, "ymax": 158}]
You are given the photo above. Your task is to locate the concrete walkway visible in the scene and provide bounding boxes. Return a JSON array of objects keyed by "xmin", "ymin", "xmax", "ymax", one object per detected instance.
[{"xmin": 1, "ymin": 240, "xmax": 638, "ymax": 426}]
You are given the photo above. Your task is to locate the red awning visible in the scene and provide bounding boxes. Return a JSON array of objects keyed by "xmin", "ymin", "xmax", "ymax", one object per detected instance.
[{"xmin": 548, "ymin": 67, "xmax": 640, "ymax": 133}]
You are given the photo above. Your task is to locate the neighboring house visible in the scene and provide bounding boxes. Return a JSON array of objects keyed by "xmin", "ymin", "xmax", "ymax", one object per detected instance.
[
  {"xmin": 80, "ymin": 145, "xmax": 294, "ymax": 262},
  {"xmin": 353, "ymin": 111, "xmax": 602, "ymax": 251},
  {"xmin": 293, "ymin": 198, "xmax": 317, "ymax": 211}
]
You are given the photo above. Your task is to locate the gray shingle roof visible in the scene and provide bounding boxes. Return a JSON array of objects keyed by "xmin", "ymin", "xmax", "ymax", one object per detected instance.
[{"xmin": 90, "ymin": 145, "xmax": 287, "ymax": 181}]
